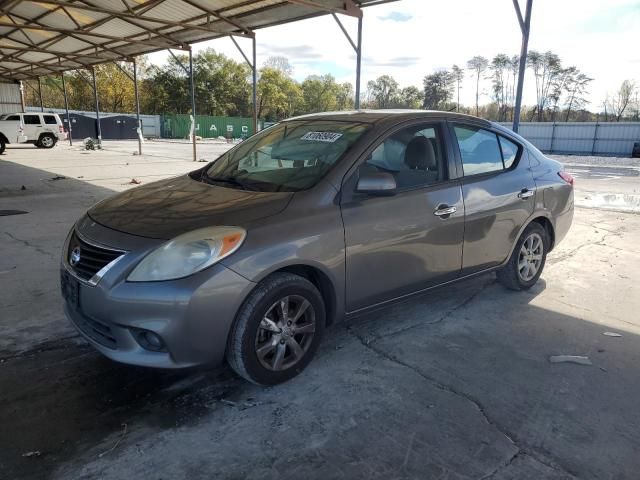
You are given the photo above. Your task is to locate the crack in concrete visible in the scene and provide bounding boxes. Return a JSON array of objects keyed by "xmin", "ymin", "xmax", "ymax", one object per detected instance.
[
  {"xmin": 347, "ymin": 286, "xmax": 578, "ymax": 480},
  {"xmin": 480, "ymin": 450, "xmax": 522, "ymax": 480},
  {"xmin": 548, "ymin": 229, "xmax": 622, "ymax": 265},
  {"xmin": 3, "ymin": 231, "xmax": 57, "ymax": 260},
  {"xmin": 372, "ymin": 278, "xmax": 497, "ymax": 342}
]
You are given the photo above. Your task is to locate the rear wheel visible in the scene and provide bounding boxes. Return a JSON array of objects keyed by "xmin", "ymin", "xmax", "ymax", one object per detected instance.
[
  {"xmin": 37, "ymin": 133, "xmax": 56, "ymax": 149},
  {"xmin": 497, "ymin": 222, "xmax": 548, "ymax": 291},
  {"xmin": 227, "ymin": 273, "xmax": 325, "ymax": 385}
]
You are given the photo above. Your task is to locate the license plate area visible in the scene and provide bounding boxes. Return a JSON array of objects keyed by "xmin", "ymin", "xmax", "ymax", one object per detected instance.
[{"xmin": 61, "ymin": 270, "xmax": 80, "ymax": 309}]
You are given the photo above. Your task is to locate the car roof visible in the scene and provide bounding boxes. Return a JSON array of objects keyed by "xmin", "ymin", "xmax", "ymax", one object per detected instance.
[{"xmin": 285, "ymin": 109, "xmax": 494, "ymax": 127}]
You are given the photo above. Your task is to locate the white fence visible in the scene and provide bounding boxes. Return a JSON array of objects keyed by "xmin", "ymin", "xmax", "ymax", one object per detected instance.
[
  {"xmin": 499, "ymin": 122, "xmax": 640, "ymax": 156},
  {"xmin": 26, "ymin": 107, "xmax": 161, "ymax": 138}
]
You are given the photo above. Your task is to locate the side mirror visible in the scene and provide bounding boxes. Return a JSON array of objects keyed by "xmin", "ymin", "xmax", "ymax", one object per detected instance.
[{"xmin": 356, "ymin": 171, "xmax": 397, "ymax": 195}]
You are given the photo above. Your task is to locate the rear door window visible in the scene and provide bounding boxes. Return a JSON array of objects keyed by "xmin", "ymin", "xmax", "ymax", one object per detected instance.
[
  {"xmin": 43, "ymin": 115, "xmax": 57, "ymax": 125},
  {"xmin": 453, "ymin": 126, "xmax": 503, "ymax": 175},
  {"xmin": 23, "ymin": 115, "xmax": 41, "ymax": 125},
  {"xmin": 498, "ymin": 136, "xmax": 520, "ymax": 168},
  {"xmin": 5, "ymin": 115, "xmax": 19, "ymax": 121}
]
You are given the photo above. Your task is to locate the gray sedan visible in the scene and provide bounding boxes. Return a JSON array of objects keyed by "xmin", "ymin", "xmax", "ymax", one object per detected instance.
[{"xmin": 61, "ymin": 111, "xmax": 574, "ymax": 385}]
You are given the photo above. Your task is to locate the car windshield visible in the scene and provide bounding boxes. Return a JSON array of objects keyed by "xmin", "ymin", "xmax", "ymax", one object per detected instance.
[{"xmin": 200, "ymin": 120, "xmax": 369, "ymax": 192}]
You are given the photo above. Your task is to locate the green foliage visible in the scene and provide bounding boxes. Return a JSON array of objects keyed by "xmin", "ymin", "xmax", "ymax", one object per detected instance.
[{"xmin": 422, "ymin": 71, "xmax": 453, "ymax": 110}]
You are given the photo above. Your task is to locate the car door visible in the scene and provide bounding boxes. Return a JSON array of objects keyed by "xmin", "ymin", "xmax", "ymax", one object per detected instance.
[
  {"xmin": 22, "ymin": 114, "xmax": 42, "ymax": 141},
  {"xmin": 450, "ymin": 123, "xmax": 536, "ymax": 274},
  {"xmin": 341, "ymin": 122, "xmax": 465, "ymax": 312}
]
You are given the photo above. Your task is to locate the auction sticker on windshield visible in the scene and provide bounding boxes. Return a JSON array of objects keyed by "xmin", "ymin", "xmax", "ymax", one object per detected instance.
[{"xmin": 300, "ymin": 132, "xmax": 343, "ymax": 143}]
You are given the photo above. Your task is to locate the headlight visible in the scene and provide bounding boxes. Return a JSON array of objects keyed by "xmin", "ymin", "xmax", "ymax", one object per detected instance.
[{"xmin": 128, "ymin": 226, "xmax": 246, "ymax": 282}]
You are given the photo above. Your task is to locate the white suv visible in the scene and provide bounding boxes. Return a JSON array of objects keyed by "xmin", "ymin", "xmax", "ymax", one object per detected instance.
[{"xmin": 0, "ymin": 112, "xmax": 66, "ymax": 148}]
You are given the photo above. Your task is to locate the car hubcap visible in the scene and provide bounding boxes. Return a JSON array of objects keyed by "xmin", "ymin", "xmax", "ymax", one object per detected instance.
[
  {"xmin": 42, "ymin": 137, "xmax": 53, "ymax": 147},
  {"xmin": 518, "ymin": 232, "xmax": 543, "ymax": 282},
  {"xmin": 255, "ymin": 295, "xmax": 316, "ymax": 371}
]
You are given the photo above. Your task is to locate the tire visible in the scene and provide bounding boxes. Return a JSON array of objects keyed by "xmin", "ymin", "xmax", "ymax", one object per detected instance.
[
  {"xmin": 0, "ymin": 141, "xmax": 5, "ymax": 155},
  {"xmin": 227, "ymin": 272, "xmax": 326, "ymax": 385},
  {"xmin": 38, "ymin": 133, "xmax": 56, "ymax": 149},
  {"xmin": 497, "ymin": 222, "xmax": 549, "ymax": 291}
]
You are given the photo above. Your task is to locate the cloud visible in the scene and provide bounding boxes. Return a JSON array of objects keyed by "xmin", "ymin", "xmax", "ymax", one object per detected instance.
[
  {"xmin": 378, "ymin": 11, "xmax": 413, "ymax": 22},
  {"xmin": 260, "ymin": 44, "xmax": 322, "ymax": 60},
  {"xmin": 367, "ymin": 56, "xmax": 422, "ymax": 67}
]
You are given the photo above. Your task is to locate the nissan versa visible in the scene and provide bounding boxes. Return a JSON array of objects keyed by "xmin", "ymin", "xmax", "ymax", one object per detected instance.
[{"xmin": 60, "ymin": 111, "xmax": 574, "ymax": 385}]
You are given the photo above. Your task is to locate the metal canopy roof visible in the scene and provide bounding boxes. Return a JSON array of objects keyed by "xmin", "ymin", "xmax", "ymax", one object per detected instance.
[{"xmin": 0, "ymin": 0, "xmax": 392, "ymax": 80}]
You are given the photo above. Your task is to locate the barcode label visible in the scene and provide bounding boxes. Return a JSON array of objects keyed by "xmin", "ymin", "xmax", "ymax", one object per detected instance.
[{"xmin": 300, "ymin": 132, "xmax": 343, "ymax": 143}]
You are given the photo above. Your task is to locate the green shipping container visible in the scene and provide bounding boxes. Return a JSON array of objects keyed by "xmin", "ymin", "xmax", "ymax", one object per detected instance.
[{"xmin": 161, "ymin": 114, "xmax": 260, "ymax": 139}]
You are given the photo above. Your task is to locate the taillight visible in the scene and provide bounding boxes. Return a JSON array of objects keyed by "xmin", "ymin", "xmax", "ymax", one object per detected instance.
[{"xmin": 558, "ymin": 171, "xmax": 574, "ymax": 185}]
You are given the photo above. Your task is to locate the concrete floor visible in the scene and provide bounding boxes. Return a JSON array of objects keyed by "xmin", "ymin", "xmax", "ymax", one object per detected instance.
[{"xmin": 1, "ymin": 141, "xmax": 639, "ymax": 479}]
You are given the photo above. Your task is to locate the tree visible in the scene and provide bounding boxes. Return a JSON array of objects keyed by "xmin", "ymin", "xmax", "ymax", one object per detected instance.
[
  {"xmin": 398, "ymin": 86, "xmax": 424, "ymax": 109},
  {"xmin": 527, "ymin": 50, "xmax": 563, "ymax": 121},
  {"xmin": 607, "ymin": 80, "xmax": 636, "ymax": 121},
  {"xmin": 563, "ymin": 70, "xmax": 592, "ymax": 121},
  {"xmin": 422, "ymin": 70, "xmax": 452, "ymax": 110},
  {"xmin": 367, "ymin": 75, "xmax": 400, "ymax": 109},
  {"xmin": 451, "ymin": 64, "xmax": 464, "ymax": 112},
  {"xmin": 336, "ymin": 82, "xmax": 354, "ymax": 110},
  {"xmin": 301, "ymin": 74, "xmax": 341, "ymax": 112},
  {"xmin": 263, "ymin": 56, "xmax": 293, "ymax": 77},
  {"xmin": 257, "ymin": 67, "xmax": 302, "ymax": 121},
  {"xmin": 488, "ymin": 54, "xmax": 510, "ymax": 121},
  {"xmin": 467, "ymin": 56, "xmax": 488, "ymax": 116}
]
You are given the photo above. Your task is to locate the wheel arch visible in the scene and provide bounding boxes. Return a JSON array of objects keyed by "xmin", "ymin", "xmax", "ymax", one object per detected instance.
[
  {"xmin": 502, "ymin": 212, "xmax": 557, "ymax": 268},
  {"xmin": 250, "ymin": 263, "xmax": 339, "ymax": 327}
]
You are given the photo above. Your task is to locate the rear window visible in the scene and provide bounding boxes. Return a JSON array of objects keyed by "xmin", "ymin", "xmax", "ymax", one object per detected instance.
[
  {"xmin": 4, "ymin": 115, "xmax": 19, "ymax": 121},
  {"xmin": 23, "ymin": 115, "xmax": 41, "ymax": 125},
  {"xmin": 43, "ymin": 115, "xmax": 57, "ymax": 125}
]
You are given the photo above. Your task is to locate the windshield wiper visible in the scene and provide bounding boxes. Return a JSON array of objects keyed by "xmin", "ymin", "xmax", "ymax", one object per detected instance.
[{"xmin": 202, "ymin": 174, "xmax": 256, "ymax": 191}]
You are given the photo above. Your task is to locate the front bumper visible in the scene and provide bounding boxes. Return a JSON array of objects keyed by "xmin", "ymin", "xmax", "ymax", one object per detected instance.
[{"xmin": 61, "ymin": 222, "xmax": 255, "ymax": 369}]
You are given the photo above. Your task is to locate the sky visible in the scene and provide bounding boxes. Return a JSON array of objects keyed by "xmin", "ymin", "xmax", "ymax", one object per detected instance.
[{"xmin": 148, "ymin": 0, "xmax": 640, "ymax": 110}]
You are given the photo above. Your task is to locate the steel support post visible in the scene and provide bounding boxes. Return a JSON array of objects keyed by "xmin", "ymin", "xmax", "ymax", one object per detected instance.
[
  {"xmin": 91, "ymin": 67, "xmax": 102, "ymax": 145},
  {"xmin": 132, "ymin": 57, "xmax": 142, "ymax": 155},
  {"xmin": 189, "ymin": 46, "xmax": 196, "ymax": 161},
  {"xmin": 37, "ymin": 76, "xmax": 44, "ymax": 112},
  {"xmin": 61, "ymin": 72, "xmax": 72, "ymax": 146},
  {"xmin": 512, "ymin": 0, "xmax": 533, "ymax": 133}
]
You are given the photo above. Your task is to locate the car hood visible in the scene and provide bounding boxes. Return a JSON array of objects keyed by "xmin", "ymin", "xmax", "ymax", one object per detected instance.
[{"xmin": 87, "ymin": 174, "xmax": 293, "ymax": 239}]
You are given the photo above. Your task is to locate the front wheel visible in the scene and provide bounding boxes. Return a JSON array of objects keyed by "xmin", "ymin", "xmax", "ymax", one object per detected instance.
[
  {"xmin": 0, "ymin": 140, "xmax": 5, "ymax": 155},
  {"xmin": 227, "ymin": 273, "xmax": 325, "ymax": 385},
  {"xmin": 497, "ymin": 222, "xmax": 548, "ymax": 291}
]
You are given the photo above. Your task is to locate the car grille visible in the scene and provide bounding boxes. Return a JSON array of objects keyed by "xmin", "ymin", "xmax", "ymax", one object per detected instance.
[
  {"xmin": 72, "ymin": 311, "xmax": 117, "ymax": 349},
  {"xmin": 67, "ymin": 231, "xmax": 123, "ymax": 281}
]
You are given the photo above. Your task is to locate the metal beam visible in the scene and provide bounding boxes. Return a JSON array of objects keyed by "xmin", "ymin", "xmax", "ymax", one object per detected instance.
[
  {"xmin": 91, "ymin": 67, "xmax": 102, "ymax": 145},
  {"xmin": 355, "ymin": 15, "xmax": 363, "ymax": 110},
  {"xmin": 31, "ymin": 0, "xmax": 240, "ymax": 37},
  {"xmin": 287, "ymin": 0, "xmax": 362, "ymax": 18},
  {"xmin": 189, "ymin": 46, "xmax": 196, "ymax": 162},
  {"xmin": 512, "ymin": 0, "xmax": 533, "ymax": 133},
  {"xmin": 37, "ymin": 76, "xmax": 44, "ymax": 111},
  {"xmin": 252, "ymin": 35, "xmax": 257, "ymax": 134},
  {"xmin": 329, "ymin": 10, "xmax": 363, "ymax": 109},
  {"xmin": 61, "ymin": 72, "xmax": 72, "ymax": 146},
  {"xmin": 132, "ymin": 57, "xmax": 142, "ymax": 156}
]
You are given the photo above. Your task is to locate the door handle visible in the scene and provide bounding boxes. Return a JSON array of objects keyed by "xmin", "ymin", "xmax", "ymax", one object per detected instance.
[
  {"xmin": 434, "ymin": 205, "xmax": 457, "ymax": 217},
  {"xmin": 518, "ymin": 188, "xmax": 535, "ymax": 199}
]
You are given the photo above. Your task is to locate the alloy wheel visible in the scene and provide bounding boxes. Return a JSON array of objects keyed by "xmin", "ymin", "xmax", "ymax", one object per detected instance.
[
  {"xmin": 254, "ymin": 295, "xmax": 316, "ymax": 371},
  {"xmin": 518, "ymin": 232, "xmax": 544, "ymax": 282}
]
